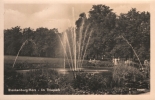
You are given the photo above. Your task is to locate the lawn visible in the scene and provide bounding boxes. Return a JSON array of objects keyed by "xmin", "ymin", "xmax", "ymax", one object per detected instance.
[
  {"xmin": 4, "ymin": 55, "xmax": 65, "ymax": 64},
  {"xmin": 4, "ymin": 55, "xmax": 113, "ymax": 68}
]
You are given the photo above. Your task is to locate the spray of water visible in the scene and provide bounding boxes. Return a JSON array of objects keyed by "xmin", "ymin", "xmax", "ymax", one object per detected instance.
[
  {"xmin": 81, "ymin": 30, "xmax": 93, "ymax": 67},
  {"xmin": 57, "ymin": 7, "xmax": 93, "ymax": 74},
  {"xmin": 12, "ymin": 40, "xmax": 28, "ymax": 68},
  {"xmin": 77, "ymin": 19, "xmax": 84, "ymax": 69},
  {"xmin": 72, "ymin": 7, "xmax": 77, "ymax": 71},
  {"xmin": 12, "ymin": 39, "xmax": 37, "ymax": 68},
  {"xmin": 64, "ymin": 32, "xmax": 74, "ymax": 69},
  {"xmin": 60, "ymin": 26, "xmax": 93, "ymax": 71},
  {"xmin": 63, "ymin": 33, "xmax": 66, "ymax": 72},
  {"xmin": 57, "ymin": 34, "xmax": 72, "ymax": 70},
  {"xmin": 120, "ymin": 35, "xmax": 143, "ymax": 68},
  {"xmin": 79, "ymin": 24, "xmax": 91, "ymax": 68}
]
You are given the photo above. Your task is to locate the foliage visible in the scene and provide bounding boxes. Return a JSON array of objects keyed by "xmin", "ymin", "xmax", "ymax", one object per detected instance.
[
  {"xmin": 4, "ymin": 5, "xmax": 150, "ymax": 61},
  {"xmin": 4, "ymin": 4, "xmax": 150, "ymax": 94},
  {"xmin": 4, "ymin": 26, "xmax": 23, "ymax": 55},
  {"xmin": 4, "ymin": 27, "xmax": 61, "ymax": 57},
  {"xmin": 4, "ymin": 63, "xmax": 149, "ymax": 94},
  {"xmin": 24, "ymin": 68, "xmax": 60, "ymax": 90},
  {"xmin": 4, "ymin": 65, "xmax": 25, "ymax": 94},
  {"xmin": 4, "ymin": 64, "xmax": 76, "ymax": 94},
  {"xmin": 75, "ymin": 5, "xmax": 150, "ymax": 61},
  {"xmin": 112, "ymin": 63, "xmax": 146, "ymax": 87},
  {"xmin": 73, "ymin": 73, "xmax": 112, "ymax": 93},
  {"xmin": 113, "ymin": 8, "xmax": 150, "ymax": 60}
]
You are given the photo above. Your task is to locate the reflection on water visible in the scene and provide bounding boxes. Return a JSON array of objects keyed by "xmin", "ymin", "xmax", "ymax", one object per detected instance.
[{"xmin": 16, "ymin": 67, "xmax": 111, "ymax": 75}]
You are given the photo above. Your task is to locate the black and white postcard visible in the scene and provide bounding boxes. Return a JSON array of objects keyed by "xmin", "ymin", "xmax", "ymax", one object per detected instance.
[{"xmin": 1, "ymin": 0, "xmax": 155, "ymax": 100}]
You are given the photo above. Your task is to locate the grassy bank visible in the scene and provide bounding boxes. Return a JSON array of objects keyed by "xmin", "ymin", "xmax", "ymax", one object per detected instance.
[
  {"xmin": 4, "ymin": 55, "xmax": 113, "ymax": 68},
  {"xmin": 4, "ymin": 55, "xmax": 65, "ymax": 64}
]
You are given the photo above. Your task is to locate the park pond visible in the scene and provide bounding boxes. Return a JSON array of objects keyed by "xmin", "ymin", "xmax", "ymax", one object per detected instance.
[
  {"xmin": 4, "ymin": 56, "xmax": 150, "ymax": 95},
  {"xmin": 16, "ymin": 67, "xmax": 112, "ymax": 75}
]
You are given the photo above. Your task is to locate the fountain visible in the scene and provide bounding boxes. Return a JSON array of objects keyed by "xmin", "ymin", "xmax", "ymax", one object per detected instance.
[
  {"xmin": 57, "ymin": 8, "xmax": 93, "ymax": 76},
  {"xmin": 120, "ymin": 35, "xmax": 143, "ymax": 68},
  {"xmin": 12, "ymin": 39, "xmax": 36, "ymax": 68}
]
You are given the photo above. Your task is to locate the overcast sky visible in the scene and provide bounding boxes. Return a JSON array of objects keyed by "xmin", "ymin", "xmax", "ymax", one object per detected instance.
[{"xmin": 4, "ymin": 3, "xmax": 150, "ymax": 32}]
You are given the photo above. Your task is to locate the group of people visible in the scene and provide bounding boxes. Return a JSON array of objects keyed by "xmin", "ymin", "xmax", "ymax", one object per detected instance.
[
  {"xmin": 112, "ymin": 58, "xmax": 149, "ymax": 67},
  {"xmin": 112, "ymin": 58, "xmax": 120, "ymax": 66},
  {"xmin": 88, "ymin": 57, "xmax": 149, "ymax": 67}
]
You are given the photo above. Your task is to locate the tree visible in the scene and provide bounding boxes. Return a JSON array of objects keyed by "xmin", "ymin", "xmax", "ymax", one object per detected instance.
[
  {"xmin": 80, "ymin": 5, "xmax": 117, "ymax": 59},
  {"xmin": 113, "ymin": 8, "xmax": 150, "ymax": 60},
  {"xmin": 20, "ymin": 27, "xmax": 36, "ymax": 56},
  {"xmin": 4, "ymin": 26, "xmax": 61, "ymax": 57},
  {"xmin": 33, "ymin": 27, "xmax": 60, "ymax": 57},
  {"xmin": 4, "ymin": 26, "xmax": 22, "ymax": 55}
]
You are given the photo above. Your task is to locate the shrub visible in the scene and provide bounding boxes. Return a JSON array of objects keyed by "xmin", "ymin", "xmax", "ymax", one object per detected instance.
[
  {"xmin": 25, "ymin": 68, "xmax": 59, "ymax": 89},
  {"xmin": 112, "ymin": 63, "xmax": 146, "ymax": 87},
  {"xmin": 73, "ymin": 73, "xmax": 113, "ymax": 93},
  {"xmin": 4, "ymin": 65, "xmax": 25, "ymax": 94}
]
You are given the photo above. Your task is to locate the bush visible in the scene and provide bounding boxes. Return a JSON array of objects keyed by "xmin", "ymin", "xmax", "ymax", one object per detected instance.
[
  {"xmin": 25, "ymin": 68, "xmax": 60, "ymax": 89},
  {"xmin": 4, "ymin": 65, "xmax": 25, "ymax": 94},
  {"xmin": 112, "ymin": 63, "xmax": 146, "ymax": 87},
  {"xmin": 73, "ymin": 73, "xmax": 113, "ymax": 93},
  {"xmin": 4, "ymin": 65, "xmax": 78, "ymax": 94}
]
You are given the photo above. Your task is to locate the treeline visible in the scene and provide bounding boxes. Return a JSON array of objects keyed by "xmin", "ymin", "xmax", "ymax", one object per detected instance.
[
  {"xmin": 4, "ymin": 4, "xmax": 150, "ymax": 61},
  {"xmin": 75, "ymin": 5, "xmax": 150, "ymax": 61},
  {"xmin": 4, "ymin": 27, "xmax": 62, "ymax": 57}
]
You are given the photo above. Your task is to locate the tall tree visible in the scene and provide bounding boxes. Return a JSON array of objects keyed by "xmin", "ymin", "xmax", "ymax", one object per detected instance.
[
  {"xmin": 85, "ymin": 5, "xmax": 116, "ymax": 59},
  {"xmin": 113, "ymin": 8, "xmax": 150, "ymax": 60},
  {"xmin": 4, "ymin": 26, "xmax": 22, "ymax": 55}
]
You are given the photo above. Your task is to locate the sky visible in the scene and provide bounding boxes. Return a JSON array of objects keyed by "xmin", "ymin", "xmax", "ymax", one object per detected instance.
[{"xmin": 4, "ymin": 3, "xmax": 150, "ymax": 32}]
